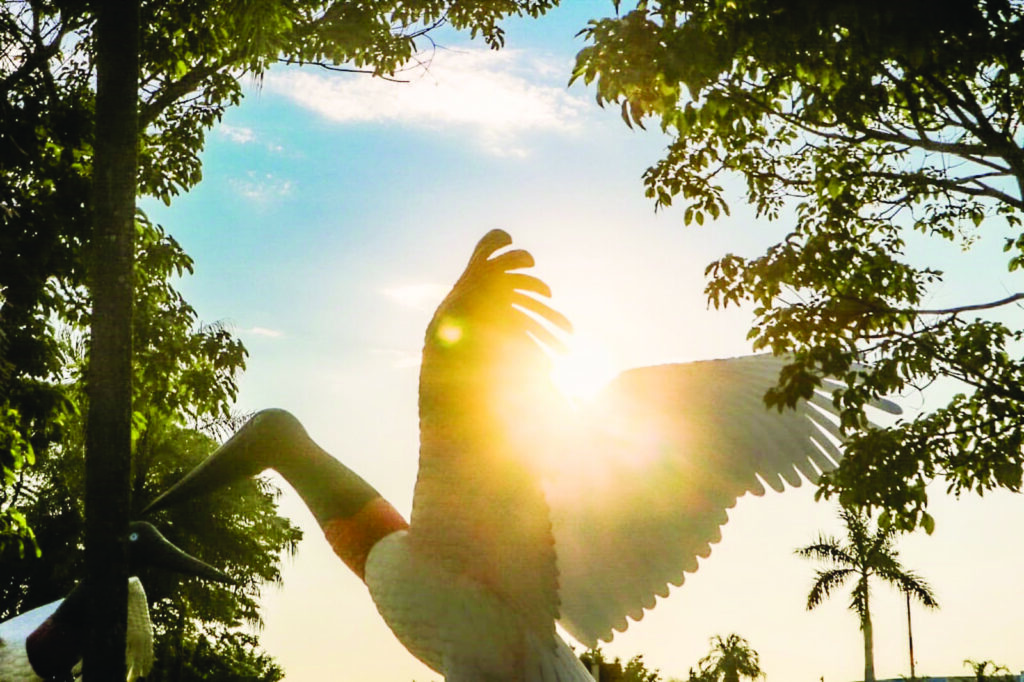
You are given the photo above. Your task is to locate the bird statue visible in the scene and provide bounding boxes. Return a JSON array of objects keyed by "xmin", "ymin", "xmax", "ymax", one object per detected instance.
[
  {"xmin": 144, "ymin": 230, "xmax": 898, "ymax": 681},
  {"xmin": 0, "ymin": 521, "xmax": 232, "ymax": 681}
]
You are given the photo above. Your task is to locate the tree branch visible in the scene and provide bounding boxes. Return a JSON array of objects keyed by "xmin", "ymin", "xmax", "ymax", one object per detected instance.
[
  {"xmin": 844, "ymin": 291, "xmax": 1024, "ymax": 317},
  {"xmin": 917, "ymin": 290, "xmax": 1024, "ymax": 315},
  {"xmin": 861, "ymin": 169, "xmax": 1024, "ymax": 209},
  {"xmin": 139, "ymin": 60, "xmax": 221, "ymax": 129},
  {"xmin": 274, "ymin": 58, "xmax": 410, "ymax": 83},
  {"xmin": 735, "ymin": 79, "xmax": 1017, "ymax": 180},
  {"xmin": 0, "ymin": 13, "xmax": 65, "ymax": 100}
]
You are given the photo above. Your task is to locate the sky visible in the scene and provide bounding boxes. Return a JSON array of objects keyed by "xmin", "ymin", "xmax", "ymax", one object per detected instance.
[{"xmin": 142, "ymin": 4, "xmax": 1024, "ymax": 681}]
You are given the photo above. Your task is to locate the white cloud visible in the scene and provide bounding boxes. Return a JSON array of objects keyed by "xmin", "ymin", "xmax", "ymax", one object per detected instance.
[
  {"xmin": 229, "ymin": 171, "xmax": 293, "ymax": 200},
  {"xmin": 263, "ymin": 48, "xmax": 586, "ymax": 156},
  {"xmin": 218, "ymin": 123, "xmax": 257, "ymax": 144},
  {"xmin": 217, "ymin": 123, "xmax": 287, "ymax": 153},
  {"xmin": 381, "ymin": 283, "xmax": 449, "ymax": 312},
  {"xmin": 242, "ymin": 326, "xmax": 285, "ymax": 338}
]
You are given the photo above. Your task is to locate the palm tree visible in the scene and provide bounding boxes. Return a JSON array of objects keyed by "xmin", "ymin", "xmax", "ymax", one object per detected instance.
[
  {"xmin": 964, "ymin": 659, "xmax": 1010, "ymax": 682},
  {"xmin": 695, "ymin": 634, "xmax": 763, "ymax": 682},
  {"xmin": 796, "ymin": 507, "xmax": 939, "ymax": 682}
]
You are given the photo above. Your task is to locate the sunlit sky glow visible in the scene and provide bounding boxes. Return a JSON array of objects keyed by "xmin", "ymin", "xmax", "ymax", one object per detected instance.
[
  {"xmin": 143, "ymin": 5, "xmax": 1024, "ymax": 681},
  {"xmin": 550, "ymin": 332, "xmax": 617, "ymax": 402}
]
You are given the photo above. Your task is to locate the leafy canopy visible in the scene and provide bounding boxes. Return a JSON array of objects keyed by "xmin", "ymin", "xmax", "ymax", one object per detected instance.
[
  {"xmin": 574, "ymin": 0, "xmax": 1024, "ymax": 531},
  {"xmin": 689, "ymin": 634, "xmax": 763, "ymax": 682},
  {"xmin": 581, "ymin": 648, "xmax": 664, "ymax": 682}
]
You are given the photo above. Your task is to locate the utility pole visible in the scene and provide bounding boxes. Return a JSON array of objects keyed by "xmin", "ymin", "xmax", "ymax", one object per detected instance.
[{"xmin": 84, "ymin": 0, "xmax": 139, "ymax": 678}]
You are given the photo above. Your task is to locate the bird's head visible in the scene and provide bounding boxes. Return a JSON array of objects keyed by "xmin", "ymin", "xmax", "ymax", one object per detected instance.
[{"xmin": 128, "ymin": 521, "xmax": 234, "ymax": 584}]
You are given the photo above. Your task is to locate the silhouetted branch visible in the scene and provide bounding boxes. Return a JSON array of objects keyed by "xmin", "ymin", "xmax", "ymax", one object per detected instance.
[
  {"xmin": 915, "ymin": 292, "xmax": 1024, "ymax": 315},
  {"xmin": 273, "ymin": 58, "xmax": 410, "ymax": 82}
]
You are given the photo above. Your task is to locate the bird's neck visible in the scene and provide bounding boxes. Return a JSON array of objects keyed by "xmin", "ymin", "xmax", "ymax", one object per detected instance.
[
  {"xmin": 147, "ymin": 409, "xmax": 410, "ymax": 583},
  {"xmin": 274, "ymin": 445, "xmax": 408, "ymax": 581},
  {"xmin": 321, "ymin": 497, "xmax": 408, "ymax": 580}
]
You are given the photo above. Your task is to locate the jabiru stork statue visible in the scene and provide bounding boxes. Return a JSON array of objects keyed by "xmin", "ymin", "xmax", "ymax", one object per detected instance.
[
  {"xmin": 0, "ymin": 521, "xmax": 232, "ymax": 681},
  {"xmin": 145, "ymin": 230, "xmax": 897, "ymax": 681}
]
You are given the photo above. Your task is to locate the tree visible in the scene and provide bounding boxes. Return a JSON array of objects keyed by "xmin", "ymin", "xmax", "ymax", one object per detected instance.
[
  {"xmin": 964, "ymin": 659, "xmax": 1011, "ymax": 682},
  {"xmin": 3, "ymin": 0, "xmax": 557, "ymax": 674},
  {"xmin": 796, "ymin": 507, "xmax": 938, "ymax": 682},
  {"xmin": 580, "ymin": 648, "xmax": 664, "ymax": 682},
  {"xmin": 0, "ymin": 221, "xmax": 300, "ymax": 680},
  {"xmin": 690, "ymin": 634, "xmax": 763, "ymax": 682},
  {"xmin": 0, "ymin": 382, "xmax": 39, "ymax": 559},
  {"xmin": 572, "ymin": 0, "xmax": 1024, "ymax": 532}
]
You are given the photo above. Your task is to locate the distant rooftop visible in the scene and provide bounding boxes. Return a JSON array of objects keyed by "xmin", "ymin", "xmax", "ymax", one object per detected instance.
[{"xmin": 872, "ymin": 676, "xmax": 1023, "ymax": 682}]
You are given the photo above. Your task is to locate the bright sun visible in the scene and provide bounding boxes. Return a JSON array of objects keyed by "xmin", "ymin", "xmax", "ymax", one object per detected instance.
[{"xmin": 549, "ymin": 334, "xmax": 617, "ymax": 402}]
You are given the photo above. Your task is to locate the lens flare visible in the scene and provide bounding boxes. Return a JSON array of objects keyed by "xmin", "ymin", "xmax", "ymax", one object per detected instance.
[
  {"xmin": 436, "ymin": 318, "xmax": 463, "ymax": 346},
  {"xmin": 549, "ymin": 335, "xmax": 616, "ymax": 402}
]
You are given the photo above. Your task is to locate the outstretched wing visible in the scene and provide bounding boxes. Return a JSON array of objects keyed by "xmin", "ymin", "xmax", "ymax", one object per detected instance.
[
  {"xmin": 410, "ymin": 230, "xmax": 572, "ymax": 637},
  {"xmin": 409, "ymin": 230, "xmax": 897, "ymax": 650},
  {"xmin": 546, "ymin": 354, "xmax": 897, "ymax": 647},
  {"xmin": 0, "ymin": 600, "xmax": 60, "ymax": 645}
]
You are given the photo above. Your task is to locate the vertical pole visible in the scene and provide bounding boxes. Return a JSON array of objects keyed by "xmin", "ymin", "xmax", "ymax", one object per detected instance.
[
  {"xmin": 906, "ymin": 591, "xmax": 916, "ymax": 682},
  {"xmin": 84, "ymin": 0, "xmax": 139, "ymax": 678}
]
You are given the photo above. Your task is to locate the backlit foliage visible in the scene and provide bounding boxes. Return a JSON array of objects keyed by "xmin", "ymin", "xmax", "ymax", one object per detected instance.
[{"xmin": 574, "ymin": 0, "xmax": 1024, "ymax": 531}]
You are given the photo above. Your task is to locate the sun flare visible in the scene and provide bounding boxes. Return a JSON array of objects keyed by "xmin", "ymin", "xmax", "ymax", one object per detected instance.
[{"xmin": 549, "ymin": 335, "xmax": 617, "ymax": 403}]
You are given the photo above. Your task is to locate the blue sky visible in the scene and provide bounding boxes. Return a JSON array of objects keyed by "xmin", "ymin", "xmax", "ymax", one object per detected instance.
[{"xmin": 143, "ymin": 5, "xmax": 1024, "ymax": 681}]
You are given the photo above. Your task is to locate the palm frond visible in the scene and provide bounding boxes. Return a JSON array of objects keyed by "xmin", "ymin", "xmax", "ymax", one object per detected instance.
[
  {"xmin": 806, "ymin": 568, "xmax": 854, "ymax": 609},
  {"xmin": 848, "ymin": 575, "xmax": 871, "ymax": 626},
  {"xmin": 795, "ymin": 536, "xmax": 856, "ymax": 567},
  {"xmin": 892, "ymin": 570, "xmax": 939, "ymax": 608}
]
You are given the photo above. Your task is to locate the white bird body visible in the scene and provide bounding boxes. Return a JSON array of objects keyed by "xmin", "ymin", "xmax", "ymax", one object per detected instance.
[
  {"xmin": 366, "ymin": 531, "xmax": 592, "ymax": 681},
  {"xmin": 0, "ymin": 577, "xmax": 153, "ymax": 682},
  {"xmin": 147, "ymin": 231, "xmax": 898, "ymax": 681}
]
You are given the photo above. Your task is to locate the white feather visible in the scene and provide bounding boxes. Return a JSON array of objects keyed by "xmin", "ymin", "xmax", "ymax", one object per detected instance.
[{"xmin": 125, "ymin": 577, "xmax": 155, "ymax": 682}]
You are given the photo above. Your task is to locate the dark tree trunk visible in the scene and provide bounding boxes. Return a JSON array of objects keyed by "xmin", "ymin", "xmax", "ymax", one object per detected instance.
[
  {"xmin": 862, "ymin": 583, "xmax": 875, "ymax": 682},
  {"xmin": 83, "ymin": 1, "xmax": 139, "ymax": 679}
]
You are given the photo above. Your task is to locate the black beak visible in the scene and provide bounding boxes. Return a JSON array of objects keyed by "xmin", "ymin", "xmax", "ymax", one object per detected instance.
[
  {"xmin": 143, "ymin": 409, "xmax": 301, "ymax": 515},
  {"xmin": 128, "ymin": 521, "xmax": 234, "ymax": 585}
]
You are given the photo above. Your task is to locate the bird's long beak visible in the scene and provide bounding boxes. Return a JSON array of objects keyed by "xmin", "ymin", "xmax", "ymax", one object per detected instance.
[
  {"xmin": 130, "ymin": 521, "xmax": 234, "ymax": 584},
  {"xmin": 143, "ymin": 409, "xmax": 295, "ymax": 514}
]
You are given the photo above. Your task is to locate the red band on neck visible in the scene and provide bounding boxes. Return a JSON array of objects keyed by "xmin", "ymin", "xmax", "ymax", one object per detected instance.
[{"xmin": 322, "ymin": 497, "xmax": 409, "ymax": 580}]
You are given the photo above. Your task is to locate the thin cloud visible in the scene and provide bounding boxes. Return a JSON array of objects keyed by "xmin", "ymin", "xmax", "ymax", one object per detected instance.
[
  {"xmin": 216, "ymin": 123, "xmax": 285, "ymax": 153},
  {"xmin": 242, "ymin": 326, "xmax": 285, "ymax": 338},
  {"xmin": 381, "ymin": 283, "xmax": 449, "ymax": 312},
  {"xmin": 219, "ymin": 123, "xmax": 257, "ymax": 144},
  {"xmin": 263, "ymin": 48, "xmax": 586, "ymax": 156},
  {"xmin": 230, "ymin": 171, "xmax": 293, "ymax": 200}
]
